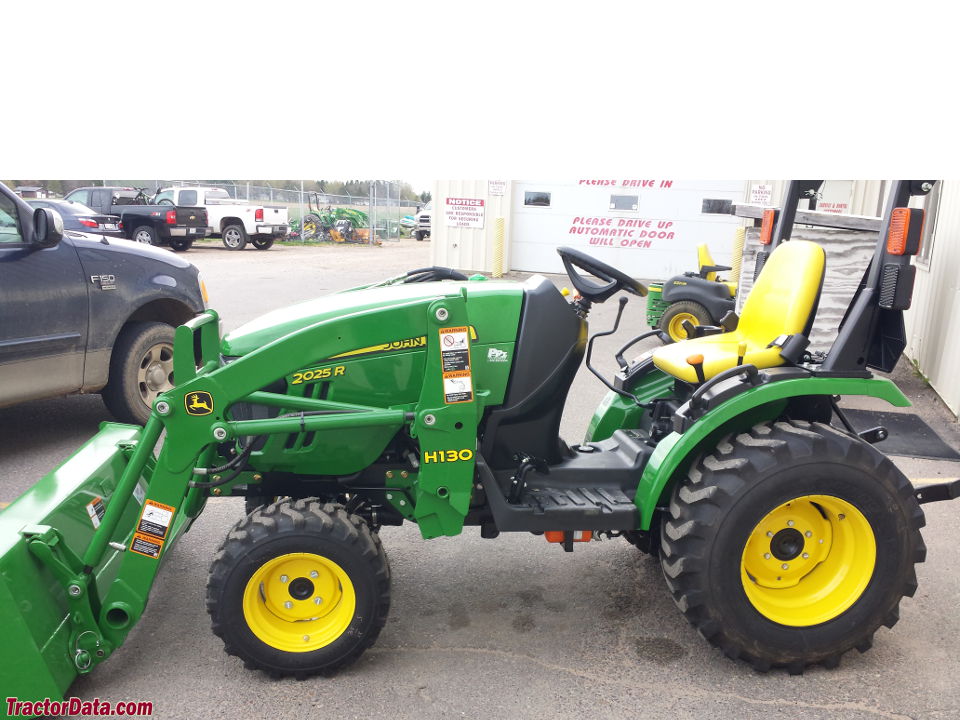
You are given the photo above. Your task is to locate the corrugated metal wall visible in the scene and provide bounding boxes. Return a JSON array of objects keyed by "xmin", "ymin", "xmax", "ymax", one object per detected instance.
[
  {"xmin": 430, "ymin": 180, "xmax": 513, "ymax": 273},
  {"xmin": 904, "ymin": 180, "xmax": 960, "ymax": 415}
]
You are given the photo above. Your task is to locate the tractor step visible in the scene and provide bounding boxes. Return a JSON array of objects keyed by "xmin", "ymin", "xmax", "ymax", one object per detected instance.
[{"xmin": 479, "ymin": 458, "xmax": 638, "ymax": 532}]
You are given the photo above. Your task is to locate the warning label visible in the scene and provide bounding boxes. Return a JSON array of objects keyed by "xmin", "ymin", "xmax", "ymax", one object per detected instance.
[
  {"xmin": 130, "ymin": 533, "xmax": 163, "ymax": 559},
  {"xmin": 85, "ymin": 497, "xmax": 106, "ymax": 529},
  {"xmin": 439, "ymin": 326, "xmax": 474, "ymax": 404},
  {"xmin": 136, "ymin": 499, "xmax": 176, "ymax": 540}
]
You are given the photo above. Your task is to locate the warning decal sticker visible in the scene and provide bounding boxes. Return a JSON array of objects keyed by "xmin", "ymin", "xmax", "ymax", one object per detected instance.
[
  {"xmin": 135, "ymin": 499, "xmax": 176, "ymax": 541},
  {"xmin": 130, "ymin": 533, "xmax": 163, "ymax": 559},
  {"xmin": 439, "ymin": 326, "xmax": 474, "ymax": 404},
  {"xmin": 85, "ymin": 497, "xmax": 106, "ymax": 529}
]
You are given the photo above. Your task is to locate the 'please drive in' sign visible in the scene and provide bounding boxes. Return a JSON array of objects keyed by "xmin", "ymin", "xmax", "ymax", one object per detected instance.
[{"xmin": 445, "ymin": 197, "xmax": 485, "ymax": 229}]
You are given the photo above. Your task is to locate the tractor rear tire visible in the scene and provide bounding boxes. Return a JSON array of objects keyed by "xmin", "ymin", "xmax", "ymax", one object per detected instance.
[
  {"xmin": 660, "ymin": 420, "xmax": 925, "ymax": 673},
  {"xmin": 207, "ymin": 499, "xmax": 390, "ymax": 678},
  {"xmin": 658, "ymin": 300, "xmax": 711, "ymax": 343}
]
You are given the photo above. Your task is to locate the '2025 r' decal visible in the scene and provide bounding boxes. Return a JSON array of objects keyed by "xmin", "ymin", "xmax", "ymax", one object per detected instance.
[{"xmin": 290, "ymin": 365, "xmax": 346, "ymax": 385}]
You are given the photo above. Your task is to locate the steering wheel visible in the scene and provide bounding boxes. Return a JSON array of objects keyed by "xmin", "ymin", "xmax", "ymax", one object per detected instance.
[
  {"xmin": 556, "ymin": 247, "xmax": 647, "ymax": 303},
  {"xmin": 157, "ymin": 198, "xmax": 176, "ymax": 206}
]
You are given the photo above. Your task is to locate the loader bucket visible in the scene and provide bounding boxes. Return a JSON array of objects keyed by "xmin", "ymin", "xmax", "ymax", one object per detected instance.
[{"xmin": 0, "ymin": 423, "xmax": 148, "ymax": 709}]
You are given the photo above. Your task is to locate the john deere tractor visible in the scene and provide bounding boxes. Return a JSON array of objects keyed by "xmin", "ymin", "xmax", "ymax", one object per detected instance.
[{"xmin": 2, "ymin": 181, "xmax": 957, "ymax": 709}]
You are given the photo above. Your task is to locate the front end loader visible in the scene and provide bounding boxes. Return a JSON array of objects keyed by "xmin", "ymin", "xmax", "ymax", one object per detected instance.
[{"xmin": 2, "ymin": 180, "xmax": 959, "ymax": 711}]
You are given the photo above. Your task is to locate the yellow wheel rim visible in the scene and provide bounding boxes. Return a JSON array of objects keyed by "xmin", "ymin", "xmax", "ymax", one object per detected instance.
[
  {"xmin": 741, "ymin": 495, "xmax": 876, "ymax": 626},
  {"xmin": 243, "ymin": 552, "xmax": 355, "ymax": 652},
  {"xmin": 667, "ymin": 312, "xmax": 699, "ymax": 342}
]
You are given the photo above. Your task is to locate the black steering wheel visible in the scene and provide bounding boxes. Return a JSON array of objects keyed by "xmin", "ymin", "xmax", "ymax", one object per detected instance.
[{"xmin": 556, "ymin": 247, "xmax": 647, "ymax": 303}]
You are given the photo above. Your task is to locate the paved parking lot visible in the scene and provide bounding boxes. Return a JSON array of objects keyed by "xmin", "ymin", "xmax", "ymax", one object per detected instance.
[{"xmin": 2, "ymin": 238, "xmax": 960, "ymax": 719}]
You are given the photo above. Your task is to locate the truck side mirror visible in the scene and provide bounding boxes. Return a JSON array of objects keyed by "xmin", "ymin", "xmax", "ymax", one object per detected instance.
[{"xmin": 34, "ymin": 207, "xmax": 63, "ymax": 248}]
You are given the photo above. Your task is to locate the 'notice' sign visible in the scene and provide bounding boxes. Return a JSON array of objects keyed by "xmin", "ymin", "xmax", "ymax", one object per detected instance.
[{"xmin": 445, "ymin": 197, "xmax": 485, "ymax": 229}]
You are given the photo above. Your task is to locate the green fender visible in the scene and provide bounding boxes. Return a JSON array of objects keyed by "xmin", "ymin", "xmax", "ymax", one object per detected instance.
[{"xmin": 612, "ymin": 376, "xmax": 909, "ymax": 530}]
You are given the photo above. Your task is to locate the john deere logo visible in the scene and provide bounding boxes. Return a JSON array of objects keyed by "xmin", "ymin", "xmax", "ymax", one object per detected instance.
[{"xmin": 185, "ymin": 391, "xmax": 214, "ymax": 416}]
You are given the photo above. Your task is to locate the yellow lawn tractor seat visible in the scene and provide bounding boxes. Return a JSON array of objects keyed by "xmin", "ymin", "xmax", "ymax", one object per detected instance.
[
  {"xmin": 652, "ymin": 240, "xmax": 826, "ymax": 384},
  {"xmin": 697, "ymin": 243, "xmax": 738, "ymax": 296}
]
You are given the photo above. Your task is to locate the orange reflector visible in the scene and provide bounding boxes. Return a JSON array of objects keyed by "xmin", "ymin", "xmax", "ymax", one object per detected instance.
[
  {"xmin": 545, "ymin": 530, "xmax": 592, "ymax": 544},
  {"xmin": 759, "ymin": 209, "xmax": 776, "ymax": 245},
  {"xmin": 887, "ymin": 208, "xmax": 911, "ymax": 255},
  {"xmin": 686, "ymin": 354, "xmax": 705, "ymax": 366},
  {"xmin": 887, "ymin": 207, "xmax": 925, "ymax": 256}
]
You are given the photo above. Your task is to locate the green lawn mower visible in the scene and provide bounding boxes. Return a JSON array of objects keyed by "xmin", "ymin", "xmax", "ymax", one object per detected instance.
[{"xmin": 3, "ymin": 180, "xmax": 959, "ymax": 711}]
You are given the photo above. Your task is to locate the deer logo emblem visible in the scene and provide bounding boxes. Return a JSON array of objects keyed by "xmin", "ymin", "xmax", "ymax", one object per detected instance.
[{"xmin": 185, "ymin": 391, "xmax": 214, "ymax": 416}]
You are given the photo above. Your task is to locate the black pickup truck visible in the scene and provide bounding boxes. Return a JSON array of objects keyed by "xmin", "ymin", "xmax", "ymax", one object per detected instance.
[
  {"xmin": 0, "ymin": 181, "xmax": 207, "ymax": 424},
  {"xmin": 64, "ymin": 186, "xmax": 208, "ymax": 251}
]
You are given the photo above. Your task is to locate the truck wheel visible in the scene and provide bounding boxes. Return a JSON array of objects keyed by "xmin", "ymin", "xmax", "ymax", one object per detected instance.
[
  {"xmin": 101, "ymin": 322, "xmax": 175, "ymax": 425},
  {"xmin": 251, "ymin": 237, "xmax": 275, "ymax": 250},
  {"xmin": 414, "ymin": 230, "xmax": 425, "ymax": 241},
  {"xmin": 222, "ymin": 224, "xmax": 248, "ymax": 250},
  {"xmin": 132, "ymin": 225, "xmax": 160, "ymax": 246},
  {"xmin": 207, "ymin": 499, "xmax": 390, "ymax": 678},
  {"xmin": 658, "ymin": 300, "xmax": 711, "ymax": 343},
  {"xmin": 661, "ymin": 420, "xmax": 926, "ymax": 673},
  {"xmin": 168, "ymin": 238, "xmax": 194, "ymax": 252}
]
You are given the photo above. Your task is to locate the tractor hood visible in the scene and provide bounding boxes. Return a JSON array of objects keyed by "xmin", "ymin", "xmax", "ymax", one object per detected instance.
[{"xmin": 221, "ymin": 278, "xmax": 533, "ymax": 356}]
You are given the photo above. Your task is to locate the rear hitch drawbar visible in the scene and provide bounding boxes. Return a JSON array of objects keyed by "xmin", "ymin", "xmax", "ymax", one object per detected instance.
[{"xmin": 914, "ymin": 478, "xmax": 960, "ymax": 505}]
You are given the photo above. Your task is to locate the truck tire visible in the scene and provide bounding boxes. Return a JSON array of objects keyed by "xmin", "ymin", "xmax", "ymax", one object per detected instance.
[
  {"xmin": 132, "ymin": 225, "xmax": 160, "ymax": 246},
  {"xmin": 222, "ymin": 224, "xmax": 248, "ymax": 250},
  {"xmin": 251, "ymin": 237, "xmax": 275, "ymax": 250},
  {"xmin": 101, "ymin": 322, "xmax": 175, "ymax": 425},
  {"xmin": 414, "ymin": 230, "xmax": 425, "ymax": 241},
  {"xmin": 168, "ymin": 237, "xmax": 194, "ymax": 252},
  {"xmin": 658, "ymin": 300, "xmax": 711, "ymax": 342},
  {"xmin": 207, "ymin": 499, "xmax": 390, "ymax": 678},
  {"xmin": 661, "ymin": 420, "xmax": 926, "ymax": 673}
]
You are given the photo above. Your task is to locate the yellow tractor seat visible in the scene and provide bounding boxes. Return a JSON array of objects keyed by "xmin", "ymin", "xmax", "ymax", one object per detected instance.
[
  {"xmin": 653, "ymin": 240, "xmax": 826, "ymax": 384},
  {"xmin": 697, "ymin": 243, "xmax": 738, "ymax": 297}
]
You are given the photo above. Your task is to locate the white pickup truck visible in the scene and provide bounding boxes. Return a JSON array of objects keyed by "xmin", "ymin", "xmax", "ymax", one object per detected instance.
[{"xmin": 155, "ymin": 187, "xmax": 289, "ymax": 250}]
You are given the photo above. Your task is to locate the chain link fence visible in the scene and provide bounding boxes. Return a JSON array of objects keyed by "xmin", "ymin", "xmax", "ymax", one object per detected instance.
[{"xmin": 106, "ymin": 180, "xmax": 421, "ymax": 243}]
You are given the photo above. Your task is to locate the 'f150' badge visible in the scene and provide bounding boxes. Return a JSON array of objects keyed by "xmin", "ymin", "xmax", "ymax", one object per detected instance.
[
  {"xmin": 91, "ymin": 274, "xmax": 117, "ymax": 290},
  {"xmin": 185, "ymin": 391, "xmax": 214, "ymax": 416}
]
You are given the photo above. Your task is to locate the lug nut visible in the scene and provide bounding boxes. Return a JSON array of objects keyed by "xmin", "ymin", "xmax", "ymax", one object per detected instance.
[
  {"xmin": 838, "ymin": 514, "xmax": 846, "ymax": 520},
  {"xmin": 280, "ymin": 575, "xmax": 289, "ymax": 583},
  {"xmin": 303, "ymin": 635, "xmax": 310, "ymax": 642},
  {"xmin": 781, "ymin": 563, "xmax": 789, "ymax": 570},
  {"xmin": 787, "ymin": 520, "xmax": 795, "ymax": 527},
  {"xmin": 764, "ymin": 553, "xmax": 771, "ymax": 559},
  {"xmin": 802, "ymin": 552, "xmax": 810, "ymax": 559},
  {"xmin": 314, "ymin": 597, "xmax": 323, "ymax": 605},
  {"xmin": 805, "ymin": 531, "xmax": 812, "ymax": 538},
  {"xmin": 310, "ymin": 570, "xmax": 319, "ymax": 578},
  {"xmin": 284, "ymin": 601, "xmax": 293, "ymax": 609},
  {"xmin": 766, "ymin": 531, "xmax": 773, "ymax": 537}
]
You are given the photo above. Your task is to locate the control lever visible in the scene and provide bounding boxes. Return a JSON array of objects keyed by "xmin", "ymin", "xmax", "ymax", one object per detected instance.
[{"xmin": 584, "ymin": 297, "xmax": 648, "ymax": 408}]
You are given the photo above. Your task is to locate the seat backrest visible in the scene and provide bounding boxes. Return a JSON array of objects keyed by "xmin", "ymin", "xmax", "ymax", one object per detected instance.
[
  {"xmin": 739, "ymin": 240, "xmax": 826, "ymax": 343},
  {"xmin": 697, "ymin": 244, "xmax": 717, "ymax": 281}
]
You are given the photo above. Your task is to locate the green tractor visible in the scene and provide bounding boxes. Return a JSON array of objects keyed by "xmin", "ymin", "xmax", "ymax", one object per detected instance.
[{"xmin": 2, "ymin": 180, "xmax": 957, "ymax": 708}]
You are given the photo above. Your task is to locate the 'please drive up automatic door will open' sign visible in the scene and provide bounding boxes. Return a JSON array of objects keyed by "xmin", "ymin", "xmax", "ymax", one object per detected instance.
[{"xmin": 445, "ymin": 197, "xmax": 485, "ymax": 229}]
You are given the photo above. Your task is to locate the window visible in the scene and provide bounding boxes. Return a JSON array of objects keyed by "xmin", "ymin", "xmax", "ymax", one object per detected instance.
[
  {"xmin": 206, "ymin": 188, "xmax": 231, "ymax": 200},
  {"xmin": 67, "ymin": 189, "xmax": 90, "ymax": 206},
  {"xmin": 0, "ymin": 193, "xmax": 25, "ymax": 244},
  {"xmin": 916, "ymin": 181, "xmax": 942, "ymax": 268},
  {"xmin": 610, "ymin": 194, "xmax": 639, "ymax": 211},
  {"xmin": 524, "ymin": 191, "xmax": 551, "ymax": 207},
  {"xmin": 179, "ymin": 189, "xmax": 197, "ymax": 205}
]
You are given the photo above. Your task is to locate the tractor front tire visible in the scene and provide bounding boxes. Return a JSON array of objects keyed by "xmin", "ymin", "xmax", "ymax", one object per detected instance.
[
  {"xmin": 207, "ymin": 499, "xmax": 390, "ymax": 678},
  {"xmin": 661, "ymin": 420, "xmax": 925, "ymax": 673},
  {"xmin": 658, "ymin": 300, "xmax": 711, "ymax": 343}
]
